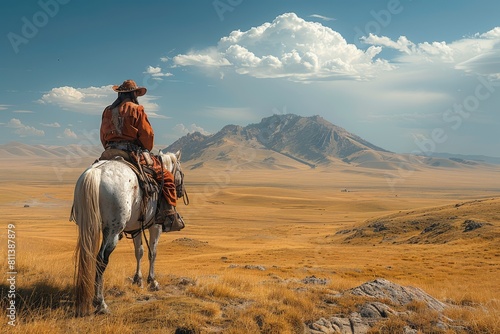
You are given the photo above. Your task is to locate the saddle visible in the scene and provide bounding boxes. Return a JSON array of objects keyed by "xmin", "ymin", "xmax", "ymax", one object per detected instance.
[{"xmin": 100, "ymin": 148, "xmax": 158, "ymax": 193}]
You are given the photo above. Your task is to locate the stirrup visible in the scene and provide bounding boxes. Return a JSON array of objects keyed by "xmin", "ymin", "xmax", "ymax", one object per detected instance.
[{"xmin": 162, "ymin": 212, "xmax": 185, "ymax": 233}]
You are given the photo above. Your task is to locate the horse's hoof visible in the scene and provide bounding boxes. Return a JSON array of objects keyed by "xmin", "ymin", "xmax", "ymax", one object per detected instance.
[
  {"xmin": 133, "ymin": 277, "xmax": 143, "ymax": 288},
  {"xmin": 148, "ymin": 281, "xmax": 160, "ymax": 291},
  {"xmin": 95, "ymin": 305, "xmax": 110, "ymax": 315},
  {"xmin": 94, "ymin": 301, "xmax": 110, "ymax": 315}
]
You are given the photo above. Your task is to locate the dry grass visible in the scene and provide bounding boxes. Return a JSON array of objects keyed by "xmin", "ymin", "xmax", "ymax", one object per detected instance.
[{"xmin": 0, "ymin": 156, "xmax": 499, "ymax": 332}]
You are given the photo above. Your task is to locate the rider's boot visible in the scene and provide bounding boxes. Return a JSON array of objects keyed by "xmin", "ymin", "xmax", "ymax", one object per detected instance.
[{"xmin": 156, "ymin": 201, "xmax": 185, "ymax": 232}]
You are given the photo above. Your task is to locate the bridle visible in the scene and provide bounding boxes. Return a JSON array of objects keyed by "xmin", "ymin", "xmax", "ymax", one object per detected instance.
[{"xmin": 173, "ymin": 159, "xmax": 189, "ymax": 205}]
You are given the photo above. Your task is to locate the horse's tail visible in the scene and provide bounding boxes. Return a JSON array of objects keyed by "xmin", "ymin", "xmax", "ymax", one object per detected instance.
[{"xmin": 73, "ymin": 167, "xmax": 102, "ymax": 317}]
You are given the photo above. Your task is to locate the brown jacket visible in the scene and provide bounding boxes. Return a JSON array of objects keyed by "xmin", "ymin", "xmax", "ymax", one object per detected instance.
[{"xmin": 100, "ymin": 100, "xmax": 154, "ymax": 151}]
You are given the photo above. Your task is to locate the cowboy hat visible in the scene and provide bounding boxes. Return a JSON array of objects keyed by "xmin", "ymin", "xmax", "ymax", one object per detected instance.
[{"xmin": 112, "ymin": 79, "xmax": 147, "ymax": 96}]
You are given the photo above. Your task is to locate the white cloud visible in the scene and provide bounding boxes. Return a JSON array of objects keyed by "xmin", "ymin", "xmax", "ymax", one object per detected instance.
[
  {"xmin": 143, "ymin": 66, "xmax": 173, "ymax": 81},
  {"xmin": 362, "ymin": 26, "xmax": 500, "ymax": 75},
  {"xmin": 6, "ymin": 119, "xmax": 22, "ymax": 127},
  {"xmin": 362, "ymin": 35, "xmax": 416, "ymax": 55},
  {"xmin": 39, "ymin": 85, "xmax": 160, "ymax": 114},
  {"xmin": 13, "ymin": 110, "xmax": 34, "ymax": 113},
  {"xmin": 140, "ymin": 98, "xmax": 160, "ymax": 113},
  {"xmin": 174, "ymin": 123, "xmax": 211, "ymax": 136},
  {"xmin": 479, "ymin": 27, "xmax": 500, "ymax": 39},
  {"xmin": 41, "ymin": 122, "xmax": 61, "ymax": 128},
  {"xmin": 309, "ymin": 14, "xmax": 335, "ymax": 21},
  {"xmin": 63, "ymin": 128, "xmax": 77, "ymax": 139},
  {"xmin": 38, "ymin": 85, "xmax": 111, "ymax": 114},
  {"xmin": 147, "ymin": 112, "xmax": 170, "ymax": 119},
  {"xmin": 174, "ymin": 50, "xmax": 231, "ymax": 67},
  {"xmin": 362, "ymin": 34, "xmax": 456, "ymax": 63},
  {"xmin": 173, "ymin": 12, "xmax": 393, "ymax": 81},
  {"xmin": 145, "ymin": 66, "xmax": 162, "ymax": 75},
  {"xmin": 7, "ymin": 118, "xmax": 45, "ymax": 137},
  {"xmin": 455, "ymin": 43, "xmax": 500, "ymax": 76}
]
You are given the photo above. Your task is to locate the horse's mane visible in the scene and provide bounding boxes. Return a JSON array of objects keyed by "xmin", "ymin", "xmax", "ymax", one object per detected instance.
[{"xmin": 159, "ymin": 151, "xmax": 178, "ymax": 173}]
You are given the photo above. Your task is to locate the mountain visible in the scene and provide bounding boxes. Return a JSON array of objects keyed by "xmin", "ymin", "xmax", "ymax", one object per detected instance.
[
  {"xmin": 244, "ymin": 114, "xmax": 390, "ymax": 162},
  {"xmin": 419, "ymin": 152, "xmax": 500, "ymax": 165},
  {"xmin": 165, "ymin": 114, "xmax": 487, "ymax": 170},
  {"xmin": 0, "ymin": 142, "xmax": 102, "ymax": 159},
  {"xmin": 1, "ymin": 115, "xmax": 493, "ymax": 172},
  {"xmin": 168, "ymin": 114, "xmax": 383, "ymax": 165}
]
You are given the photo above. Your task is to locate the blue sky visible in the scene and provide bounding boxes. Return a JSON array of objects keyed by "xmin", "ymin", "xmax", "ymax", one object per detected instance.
[{"xmin": 1, "ymin": 0, "xmax": 499, "ymax": 157}]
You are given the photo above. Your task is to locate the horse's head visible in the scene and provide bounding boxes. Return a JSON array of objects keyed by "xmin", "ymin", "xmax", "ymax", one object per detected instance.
[
  {"xmin": 157, "ymin": 150, "xmax": 181, "ymax": 172},
  {"xmin": 158, "ymin": 150, "xmax": 185, "ymax": 199}
]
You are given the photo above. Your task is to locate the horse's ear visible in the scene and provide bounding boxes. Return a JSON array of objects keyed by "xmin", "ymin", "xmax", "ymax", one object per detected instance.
[{"xmin": 175, "ymin": 150, "xmax": 181, "ymax": 161}]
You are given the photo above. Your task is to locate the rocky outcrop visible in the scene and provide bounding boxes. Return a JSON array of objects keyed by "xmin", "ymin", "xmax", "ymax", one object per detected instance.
[
  {"xmin": 307, "ymin": 278, "xmax": 460, "ymax": 334},
  {"xmin": 349, "ymin": 278, "xmax": 446, "ymax": 312}
]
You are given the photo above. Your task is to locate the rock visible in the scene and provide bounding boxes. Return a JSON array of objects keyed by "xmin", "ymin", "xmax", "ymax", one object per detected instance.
[
  {"xmin": 302, "ymin": 275, "xmax": 329, "ymax": 285},
  {"xmin": 349, "ymin": 313, "xmax": 371, "ymax": 333},
  {"xmin": 308, "ymin": 316, "xmax": 352, "ymax": 334},
  {"xmin": 422, "ymin": 223, "xmax": 440, "ymax": 233},
  {"xmin": 307, "ymin": 317, "xmax": 336, "ymax": 334},
  {"xmin": 308, "ymin": 312, "xmax": 372, "ymax": 334},
  {"xmin": 462, "ymin": 219, "xmax": 484, "ymax": 232},
  {"xmin": 243, "ymin": 264, "xmax": 266, "ymax": 271},
  {"xmin": 349, "ymin": 278, "xmax": 447, "ymax": 312},
  {"xmin": 175, "ymin": 328, "xmax": 197, "ymax": 334},
  {"xmin": 369, "ymin": 222, "xmax": 388, "ymax": 232},
  {"xmin": 404, "ymin": 326, "xmax": 418, "ymax": 334},
  {"xmin": 358, "ymin": 302, "xmax": 394, "ymax": 319},
  {"xmin": 306, "ymin": 278, "xmax": 450, "ymax": 334}
]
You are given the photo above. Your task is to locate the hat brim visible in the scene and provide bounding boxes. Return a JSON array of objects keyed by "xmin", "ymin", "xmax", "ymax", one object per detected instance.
[{"xmin": 112, "ymin": 85, "xmax": 147, "ymax": 97}]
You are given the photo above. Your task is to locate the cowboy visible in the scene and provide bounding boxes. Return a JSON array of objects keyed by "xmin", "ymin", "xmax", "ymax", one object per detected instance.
[{"xmin": 100, "ymin": 79, "xmax": 184, "ymax": 232}]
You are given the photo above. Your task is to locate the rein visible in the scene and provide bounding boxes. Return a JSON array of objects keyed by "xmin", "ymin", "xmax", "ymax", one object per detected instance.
[
  {"xmin": 182, "ymin": 189, "xmax": 190, "ymax": 205},
  {"xmin": 172, "ymin": 157, "xmax": 189, "ymax": 206}
]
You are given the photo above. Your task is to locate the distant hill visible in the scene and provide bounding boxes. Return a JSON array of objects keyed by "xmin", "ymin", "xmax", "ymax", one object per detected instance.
[
  {"xmin": 336, "ymin": 197, "xmax": 500, "ymax": 245},
  {"xmin": 0, "ymin": 142, "xmax": 102, "ymax": 159},
  {"xmin": 165, "ymin": 114, "xmax": 491, "ymax": 170},
  {"xmin": 1, "ymin": 115, "xmax": 497, "ymax": 171},
  {"xmin": 420, "ymin": 152, "xmax": 500, "ymax": 165}
]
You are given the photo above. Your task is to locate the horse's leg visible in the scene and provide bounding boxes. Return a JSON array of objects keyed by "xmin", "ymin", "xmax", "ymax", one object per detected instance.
[
  {"xmin": 146, "ymin": 224, "xmax": 162, "ymax": 291},
  {"xmin": 93, "ymin": 231, "xmax": 119, "ymax": 314},
  {"xmin": 132, "ymin": 234, "xmax": 143, "ymax": 287}
]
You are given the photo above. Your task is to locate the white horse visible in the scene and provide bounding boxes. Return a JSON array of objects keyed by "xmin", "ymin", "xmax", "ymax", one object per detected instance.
[{"xmin": 71, "ymin": 151, "xmax": 183, "ymax": 317}]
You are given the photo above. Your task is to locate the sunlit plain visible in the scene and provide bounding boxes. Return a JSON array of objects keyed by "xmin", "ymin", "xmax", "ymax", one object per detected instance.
[{"xmin": 0, "ymin": 150, "xmax": 499, "ymax": 333}]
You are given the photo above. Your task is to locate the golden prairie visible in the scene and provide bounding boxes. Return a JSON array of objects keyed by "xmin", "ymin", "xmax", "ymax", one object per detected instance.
[{"xmin": 0, "ymin": 153, "xmax": 499, "ymax": 333}]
